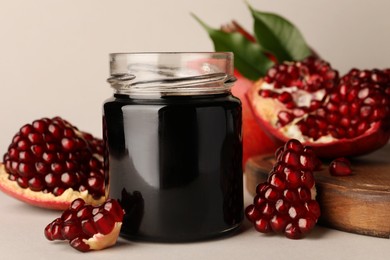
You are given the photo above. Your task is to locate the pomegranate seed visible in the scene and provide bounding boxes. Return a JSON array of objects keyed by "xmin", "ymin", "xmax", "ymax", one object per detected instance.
[{"xmin": 329, "ymin": 158, "xmax": 352, "ymax": 176}]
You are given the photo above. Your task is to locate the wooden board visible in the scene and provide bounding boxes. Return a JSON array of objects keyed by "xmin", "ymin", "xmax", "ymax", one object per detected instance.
[{"xmin": 245, "ymin": 145, "xmax": 390, "ymax": 238}]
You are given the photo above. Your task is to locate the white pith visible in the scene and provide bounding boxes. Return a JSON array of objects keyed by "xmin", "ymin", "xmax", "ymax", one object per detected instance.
[
  {"xmin": 256, "ymin": 82, "xmax": 335, "ymax": 143},
  {"xmin": 84, "ymin": 222, "xmax": 122, "ymax": 250}
]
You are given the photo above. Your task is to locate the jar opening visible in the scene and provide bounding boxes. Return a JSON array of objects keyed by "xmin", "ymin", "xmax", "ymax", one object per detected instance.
[{"xmin": 107, "ymin": 52, "xmax": 235, "ymax": 98}]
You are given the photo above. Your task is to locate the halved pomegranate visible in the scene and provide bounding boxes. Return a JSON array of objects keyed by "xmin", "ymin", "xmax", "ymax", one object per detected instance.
[
  {"xmin": 0, "ymin": 117, "xmax": 106, "ymax": 210},
  {"xmin": 247, "ymin": 57, "xmax": 390, "ymax": 158},
  {"xmin": 44, "ymin": 198, "xmax": 124, "ymax": 252}
]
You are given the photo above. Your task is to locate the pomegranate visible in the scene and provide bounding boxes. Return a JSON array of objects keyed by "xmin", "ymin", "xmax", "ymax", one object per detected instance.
[
  {"xmin": 246, "ymin": 139, "xmax": 321, "ymax": 239},
  {"xmin": 247, "ymin": 57, "xmax": 390, "ymax": 158},
  {"xmin": 329, "ymin": 157, "xmax": 352, "ymax": 176},
  {"xmin": 232, "ymin": 71, "xmax": 278, "ymax": 165},
  {"xmin": 0, "ymin": 117, "xmax": 106, "ymax": 210},
  {"xmin": 44, "ymin": 198, "xmax": 124, "ymax": 252}
]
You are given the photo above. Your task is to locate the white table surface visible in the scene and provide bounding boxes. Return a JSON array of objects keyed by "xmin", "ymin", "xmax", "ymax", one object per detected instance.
[{"xmin": 1, "ymin": 179, "xmax": 389, "ymax": 260}]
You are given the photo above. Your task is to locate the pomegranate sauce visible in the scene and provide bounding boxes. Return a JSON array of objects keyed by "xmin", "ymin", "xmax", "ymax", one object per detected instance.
[{"xmin": 103, "ymin": 93, "xmax": 243, "ymax": 242}]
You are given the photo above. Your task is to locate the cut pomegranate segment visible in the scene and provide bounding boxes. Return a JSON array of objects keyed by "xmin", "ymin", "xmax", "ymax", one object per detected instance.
[
  {"xmin": 247, "ymin": 57, "xmax": 390, "ymax": 158},
  {"xmin": 0, "ymin": 117, "xmax": 106, "ymax": 210},
  {"xmin": 45, "ymin": 198, "xmax": 124, "ymax": 252},
  {"xmin": 246, "ymin": 139, "xmax": 321, "ymax": 239}
]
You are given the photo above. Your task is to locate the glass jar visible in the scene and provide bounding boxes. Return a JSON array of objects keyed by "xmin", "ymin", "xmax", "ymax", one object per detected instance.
[{"xmin": 103, "ymin": 52, "xmax": 243, "ymax": 242}]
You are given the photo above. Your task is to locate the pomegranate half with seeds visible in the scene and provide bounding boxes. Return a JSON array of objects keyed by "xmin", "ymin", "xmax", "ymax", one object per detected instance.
[
  {"xmin": 44, "ymin": 198, "xmax": 124, "ymax": 252},
  {"xmin": 247, "ymin": 57, "xmax": 390, "ymax": 158},
  {"xmin": 0, "ymin": 117, "xmax": 106, "ymax": 210}
]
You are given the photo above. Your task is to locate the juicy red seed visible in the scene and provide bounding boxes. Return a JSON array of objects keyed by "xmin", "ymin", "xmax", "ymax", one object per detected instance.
[
  {"xmin": 245, "ymin": 205, "xmax": 260, "ymax": 222},
  {"xmin": 277, "ymin": 111, "xmax": 295, "ymax": 126},
  {"xmin": 270, "ymin": 215, "xmax": 288, "ymax": 232},
  {"xmin": 17, "ymin": 139, "xmax": 30, "ymax": 150},
  {"xmin": 284, "ymin": 189, "xmax": 299, "ymax": 203},
  {"xmin": 32, "ymin": 120, "xmax": 47, "ymax": 133},
  {"xmin": 259, "ymin": 89, "xmax": 275, "ymax": 98},
  {"xmin": 278, "ymin": 92, "xmax": 293, "ymax": 103},
  {"xmin": 288, "ymin": 205, "xmax": 306, "ymax": 220},
  {"xmin": 284, "ymin": 167, "xmax": 301, "ymax": 188},
  {"xmin": 81, "ymin": 218, "xmax": 98, "ymax": 237},
  {"xmin": 77, "ymin": 206, "xmax": 93, "ymax": 220},
  {"xmin": 284, "ymin": 139, "xmax": 303, "ymax": 153},
  {"xmin": 45, "ymin": 173, "xmax": 59, "ymax": 187},
  {"xmin": 93, "ymin": 213, "xmax": 115, "ymax": 235},
  {"xmin": 255, "ymin": 218, "xmax": 271, "ymax": 233},
  {"xmin": 329, "ymin": 158, "xmax": 352, "ymax": 176},
  {"xmin": 69, "ymin": 237, "xmax": 90, "ymax": 252},
  {"xmin": 306, "ymin": 201, "xmax": 321, "ymax": 219},
  {"xmin": 87, "ymin": 175, "xmax": 104, "ymax": 191},
  {"xmin": 61, "ymin": 210, "xmax": 77, "ymax": 222},
  {"xmin": 35, "ymin": 162, "xmax": 49, "ymax": 175},
  {"xmin": 300, "ymin": 217, "xmax": 316, "ymax": 230},
  {"xmin": 281, "ymin": 150, "xmax": 300, "ymax": 168},
  {"xmin": 70, "ymin": 198, "xmax": 86, "ymax": 211},
  {"xmin": 103, "ymin": 199, "xmax": 124, "ymax": 221},
  {"xmin": 275, "ymin": 199, "xmax": 290, "ymax": 214},
  {"xmin": 28, "ymin": 176, "xmax": 44, "ymax": 191},
  {"xmin": 51, "ymin": 162, "xmax": 64, "ymax": 173},
  {"xmin": 53, "ymin": 187, "xmax": 65, "ymax": 196},
  {"xmin": 259, "ymin": 202, "xmax": 275, "ymax": 217},
  {"xmin": 48, "ymin": 124, "xmax": 62, "ymax": 138},
  {"xmin": 301, "ymin": 171, "xmax": 315, "ymax": 189},
  {"xmin": 61, "ymin": 138, "xmax": 76, "ymax": 151},
  {"xmin": 269, "ymin": 173, "xmax": 286, "ymax": 190},
  {"xmin": 45, "ymin": 219, "xmax": 65, "ymax": 241},
  {"xmin": 61, "ymin": 222, "xmax": 83, "ymax": 240},
  {"xmin": 264, "ymin": 187, "xmax": 280, "ymax": 201},
  {"xmin": 254, "ymin": 195, "xmax": 267, "ymax": 208},
  {"xmin": 285, "ymin": 223, "xmax": 303, "ymax": 239},
  {"xmin": 17, "ymin": 177, "xmax": 29, "ymax": 188},
  {"xmin": 298, "ymin": 187, "xmax": 312, "ymax": 201},
  {"xmin": 18, "ymin": 163, "xmax": 34, "ymax": 178},
  {"xmin": 61, "ymin": 172, "xmax": 77, "ymax": 186}
]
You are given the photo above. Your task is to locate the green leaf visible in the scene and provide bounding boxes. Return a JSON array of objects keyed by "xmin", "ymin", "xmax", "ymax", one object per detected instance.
[
  {"xmin": 248, "ymin": 4, "xmax": 312, "ymax": 62},
  {"xmin": 192, "ymin": 13, "xmax": 274, "ymax": 80}
]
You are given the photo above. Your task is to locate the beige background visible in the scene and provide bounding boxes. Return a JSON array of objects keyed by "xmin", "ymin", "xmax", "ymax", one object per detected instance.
[{"xmin": 0, "ymin": 0, "xmax": 389, "ymax": 153}]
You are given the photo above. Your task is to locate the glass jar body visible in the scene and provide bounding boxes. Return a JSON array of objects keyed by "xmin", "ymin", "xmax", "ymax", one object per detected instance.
[{"xmin": 103, "ymin": 93, "xmax": 243, "ymax": 241}]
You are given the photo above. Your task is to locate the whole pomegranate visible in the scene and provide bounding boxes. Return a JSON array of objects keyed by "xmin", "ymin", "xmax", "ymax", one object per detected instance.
[
  {"xmin": 0, "ymin": 117, "xmax": 106, "ymax": 210},
  {"xmin": 247, "ymin": 57, "xmax": 390, "ymax": 158},
  {"xmin": 232, "ymin": 70, "xmax": 278, "ymax": 165}
]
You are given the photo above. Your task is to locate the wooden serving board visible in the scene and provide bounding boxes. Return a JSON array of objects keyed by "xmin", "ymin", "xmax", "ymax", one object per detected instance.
[{"xmin": 245, "ymin": 145, "xmax": 390, "ymax": 238}]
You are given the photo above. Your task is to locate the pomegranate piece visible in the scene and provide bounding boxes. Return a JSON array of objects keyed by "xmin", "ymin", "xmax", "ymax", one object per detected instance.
[
  {"xmin": 329, "ymin": 157, "xmax": 352, "ymax": 176},
  {"xmin": 248, "ymin": 57, "xmax": 390, "ymax": 158},
  {"xmin": 246, "ymin": 139, "xmax": 321, "ymax": 239},
  {"xmin": 45, "ymin": 198, "xmax": 124, "ymax": 252},
  {"xmin": 0, "ymin": 117, "xmax": 106, "ymax": 210}
]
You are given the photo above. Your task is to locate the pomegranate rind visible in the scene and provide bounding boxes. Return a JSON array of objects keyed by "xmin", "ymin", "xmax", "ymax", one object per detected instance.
[
  {"xmin": 84, "ymin": 222, "xmax": 122, "ymax": 251},
  {"xmin": 0, "ymin": 163, "xmax": 105, "ymax": 210},
  {"xmin": 247, "ymin": 80, "xmax": 390, "ymax": 158}
]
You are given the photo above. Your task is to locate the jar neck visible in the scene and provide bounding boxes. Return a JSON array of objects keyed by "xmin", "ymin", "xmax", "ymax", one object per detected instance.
[
  {"xmin": 107, "ymin": 72, "xmax": 236, "ymax": 99},
  {"xmin": 107, "ymin": 52, "xmax": 236, "ymax": 99}
]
